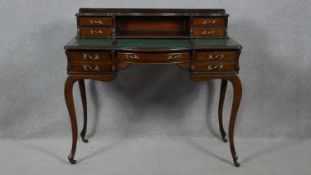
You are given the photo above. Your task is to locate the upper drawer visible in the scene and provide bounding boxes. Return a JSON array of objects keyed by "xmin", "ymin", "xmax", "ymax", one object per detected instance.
[
  {"xmin": 78, "ymin": 28, "xmax": 113, "ymax": 38},
  {"xmin": 78, "ymin": 17, "xmax": 113, "ymax": 27},
  {"xmin": 192, "ymin": 28, "xmax": 226, "ymax": 38},
  {"xmin": 67, "ymin": 51, "xmax": 111, "ymax": 63},
  {"xmin": 196, "ymin": 51, "xmax": 238, "ymax": 61},
  {"xmin": 117, "ymin": 52, "xmax": 190, "ymax": 63},
  {"xmin": 192, "ymin": 17, "xmax": 225, "ymax": 27}
]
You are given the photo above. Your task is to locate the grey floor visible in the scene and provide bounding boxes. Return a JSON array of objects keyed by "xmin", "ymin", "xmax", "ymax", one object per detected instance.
[{"xmin": 0, "ymin": 137, "xmax": 310, "ymax": 175}]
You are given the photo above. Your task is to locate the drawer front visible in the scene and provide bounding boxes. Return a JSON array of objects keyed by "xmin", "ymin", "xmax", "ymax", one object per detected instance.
[
  {"xmin": 196, "ymin": 51, "xmax": 237, "ymax": 61},
  {"xmin": 67, "ymin": 51, "xmax": 111, "ymax": 63},
  {"xmin": 68, "ymin": 63, "xmax": 112, "ymax": 73},
  {"xmin": 78, "ymin": 28, "xmax": 113, "ymax": 38},
  {"xmin": 117, "ymin": 52, "xmax": 190, "ymax": 63},
  {"xmin": 79, "ymin": 17, "xmax": 113, "ymax": 27},
  {"xmin": 192, "ymin": 28, "xmax": 225, "ymax": 38},
  {"xmin": 194, "ymin": 63, "xmax": 237, "ymax": 72},
  {"xmin": 192, "ymin": 17, "xmax": 225, "ymax": 27}
]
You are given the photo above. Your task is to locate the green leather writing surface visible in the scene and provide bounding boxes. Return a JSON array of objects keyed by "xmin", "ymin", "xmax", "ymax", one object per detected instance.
[
  {"xmin": 65, "ymin": 38, "xmax": 242, "ymax": 49},
  {"xmin": 194, "ymin": 38, "xmax": 241, "ymax": 48},
  {"xmin": 65, "ymin": 38, "xmax": 113, "ymax": 47},
  {"xmin": 115, "ymin": 39, "xmax": 191, "ymax": 48}
]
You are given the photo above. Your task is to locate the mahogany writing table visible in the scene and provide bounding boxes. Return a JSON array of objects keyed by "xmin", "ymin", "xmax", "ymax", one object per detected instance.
[{"xmin": 64, "ymin": 8, "xmax": 243, "ymax": 167}]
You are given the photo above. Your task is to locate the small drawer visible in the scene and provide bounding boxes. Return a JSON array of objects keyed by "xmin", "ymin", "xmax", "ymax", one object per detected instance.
[
  {"xmin": 192, "ymin": 17, "xmax": 225, "ymax": 27},
  {"xmin": 78, "ymin": 28, "xmax": 113, "ymax": 38},
  {"xmin": 192, "ymin": 28, "xmax": 225, "ymax": 38},
  {"xmin": 194, "ymin": 62, "xmax": 237, "ymax": 72},
  {"xmin": 79, "ymin": 17, "xmax": 113, "ymax": 27},
  {"xmin": 117, "ymin": 52, "xmax": 190, "ymax": 63},
  {"xmin": 67, "ymin": 51, "xmax": 111, "ymax": 63},
  {"xmin": 196, "ymin": 51, "xmax": 237, "ymax": 61},
  {"xmin": 68, "ymin": 63, "xmax": 112, "ymax": 73}
]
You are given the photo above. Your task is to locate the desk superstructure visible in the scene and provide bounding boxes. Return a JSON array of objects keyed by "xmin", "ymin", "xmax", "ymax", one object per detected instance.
[{"xmin": 64, "ymin": 8, "xmax": 243, "ymax": 167}]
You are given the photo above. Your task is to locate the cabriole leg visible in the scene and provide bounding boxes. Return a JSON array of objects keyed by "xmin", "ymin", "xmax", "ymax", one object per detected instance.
[
  {"xmin": 218, "ymin": 79, "xmax": 228, "ymax": 142},
  {"xmin": 64, "ymin": 77, "xmax": 78, "ymax": 164},
  {"xmin": 78, "ymin": 80, "xmax": 88, "ymax": 143},
  {"xmin": 228, "ymin": 76, "xmax": 242, "ymax": 167}
]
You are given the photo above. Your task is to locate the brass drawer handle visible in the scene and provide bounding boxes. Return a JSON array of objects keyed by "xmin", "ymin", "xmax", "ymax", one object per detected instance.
[
  {"xmin": 82, "ymin": 53, "xmax": 100, "ymax": 60},
  {"xmin": 202, "ymin": 19, "xmax": 216, "ymax": 25},
  {"xmin": 208, "ymin": 54, "xmax": 225, "ymax": 60},
  {"xmin": 207, "ymin": 64, "xmax": 223, "ymax": 71},
  {"xmin": 167, "ymin": 53, "xmax": 182, "ymax": 60},
  {"xmin": 83, "ymin": 65, "xmax": 100, "ymax": 72},
  {"xmin": 89, "ymin": 19, "xmax": 104, "ymax": 25},
  {"xmin": 125, "ymin": 53, "xmax": 140, "ymax": 59},
  {"xmin": 201, "ymin": 30, "xmax": 215, "ymax": 35},
  {"xmin": 90, "ymin": 30, "xmax": 103, "ymax": 34}
]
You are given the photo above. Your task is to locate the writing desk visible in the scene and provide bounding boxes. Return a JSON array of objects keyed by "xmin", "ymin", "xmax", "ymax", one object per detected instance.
[{"xmin": 64, "ymin": 8, "xmax": 243, "ymax": 167}]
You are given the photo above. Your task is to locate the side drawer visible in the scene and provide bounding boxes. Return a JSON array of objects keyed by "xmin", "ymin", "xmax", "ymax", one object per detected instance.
[
  {"xmin": 192, "ymin": 17, "xmax": 226, "ymax": 27},
  {"xmin": 68, "ymin": 63, "xmax": 112, "ymax": 73},
  {"xmin": 117, "ymin": 52, "xmax": 190, "ymax": 63},
  {"xmin": 78, "ymin": 28, "xmax": 113, "ymax": 38},
  {"xmin": 67, "ymin": 51, "xmax": 111, "ymax": 63},
  {"xmin": 192, "ymin": 28, "xmax": 226, "ymax": 38},
  {"xmin": 193, "ymin": 62, "xmax": 237, "ymax": 72},
  {"xmin": 78, "ymin": 17, "xmax": 113, "ymax": 27},
  {"xmin": 196, "ymin": 51, "xmax": 237, "ymax": 61}
]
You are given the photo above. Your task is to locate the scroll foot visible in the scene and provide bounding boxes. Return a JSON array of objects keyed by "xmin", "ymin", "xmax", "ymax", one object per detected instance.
[
  {"xmin": 221, "ymin": 135, "xmax": 228, "ymax": 143},
  {"xmin": 233, "ymin": 158, "xmax": 240, "ymax": 167},
  {"xmin": 80, "ymin": 132, "xmax": 89, "ymax": 143},
  {"xmin": 68, "ymin": 155, "xmax": 77, "ymax": 164}
]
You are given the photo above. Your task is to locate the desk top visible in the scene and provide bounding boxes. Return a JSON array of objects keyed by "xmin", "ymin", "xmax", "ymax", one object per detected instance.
[{"xmin": 65, "ymin": 38, "xmax": 242, "ymax": 50}]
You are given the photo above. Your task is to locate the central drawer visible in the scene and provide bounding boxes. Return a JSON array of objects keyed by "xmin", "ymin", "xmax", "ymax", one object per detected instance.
[{"xmin": 117, "ymin": 52, "xmax": 190, "ymax": 63}]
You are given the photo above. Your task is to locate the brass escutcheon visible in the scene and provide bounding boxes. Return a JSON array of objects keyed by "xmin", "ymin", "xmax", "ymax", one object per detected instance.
[
  {"xmin": 90, "ymin": 30, "xmax": 103, "ymax": 34},
  {"xmin": 83, "ymin": 65, "xmax": 100, "ymax": 71},
  {"xmin": 89, "ymin": 19, "xmax": 103, "ymax": 25},
  {"xmin": 202, "ymin": 19, "xmax": 216, "ymax": 25},
  {"xmin": 207, "ymin": 64, "xmax": 224, "ymax": 71},
  {"xmin": 201, "ymin": 30, "xmax": 215, "ymax": 35},
  {"xmin": 125, "ymin": 53, "xmax": 140, "ymax": 59},
  {"xmin": 167, "ymin": 53, "xmax": 182, "ymax": 60},
  {"xmin": 208, "ymin": 54, "xmax": 225, "ymax": 60},
  {"xmin": 82, "ymin": 53, "xmax": 100, "ymax": 60}
]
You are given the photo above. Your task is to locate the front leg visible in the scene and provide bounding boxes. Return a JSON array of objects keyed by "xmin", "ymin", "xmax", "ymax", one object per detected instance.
[
  {"xmin": 64, "ymin": 76, "xmax": 78, "ymax": 164},
  {"xmin": 228, "ymin": 75, "xmax": 242, "ymax": 167},
  {"xmin": 78, "ymin": 80, "xmax": 88, "ymax": 143}
]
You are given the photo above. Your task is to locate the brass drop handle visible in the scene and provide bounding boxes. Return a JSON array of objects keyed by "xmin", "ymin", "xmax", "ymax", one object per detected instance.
[
  {"xmin": 201, "ymin": 30, "xmax": 215, "ymax": 35},
  {"xmin": 83, "ymin": 65, "xmax": 100, "ymax": 72},
  {"xmin": 82, "ymin": 53, "xmax": 100, "ymax": 60},
  {"xmin": 202, "ymin": 19, "xmax": 216, "ymax": 25},
  {"xmin": 89, "ymin": 19, "xmax": 104, "ymax": 25},
  {"xmin": 208, "ymin": 54, "xmax": 225, "ymax": 60},
  {"xmin": 125, "ymin": 53, "xmax": 140, "ymax": 59},
  {"xmin": 90, "ymin": 30, "xmax": 103, "ymax": 34},
  {"xmin": 167, "ymin": 54, "xmax": 182, "ymax": 60},
  {"xmin": 208, "ymin": 64, "xmax": 223, "ymax": 71}
]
